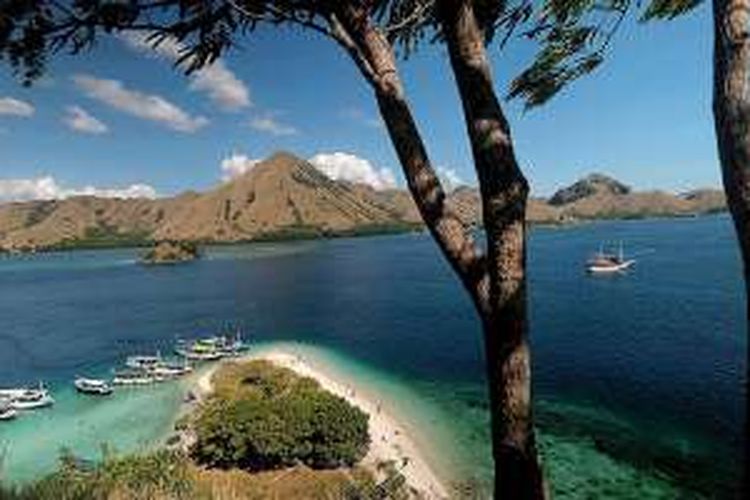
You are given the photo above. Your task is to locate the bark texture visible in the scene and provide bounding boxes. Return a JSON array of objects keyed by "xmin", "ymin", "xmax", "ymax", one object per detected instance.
[
  {"xmin": 714, "ymin": 0, "xmax": 750, "ymax": 314},
  {"xmin": 438, "ymin": 1, "xmax": 546, "ymax": 498},
  {"xmin": 712, "ymin": 0, "xmax": 750, "ymax": 491}
]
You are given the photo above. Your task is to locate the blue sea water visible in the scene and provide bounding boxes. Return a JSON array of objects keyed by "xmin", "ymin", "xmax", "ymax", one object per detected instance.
[{"xmin": 0, "ymin": 215, "xmax": 745, "ymax": 498}]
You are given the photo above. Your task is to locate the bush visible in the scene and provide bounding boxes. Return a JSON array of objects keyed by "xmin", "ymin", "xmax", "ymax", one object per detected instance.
[{"xmin": 190, "ymin": 360, "xmax": 370, "ymax": 472}]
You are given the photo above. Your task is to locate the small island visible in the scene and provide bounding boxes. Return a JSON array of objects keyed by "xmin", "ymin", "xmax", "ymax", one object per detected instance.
[
  {"xmin": 0, "ymin": 357, "xmax": 430, "ymax": 499},
  {"xmin": 140, "ymin": 240, "xmax": 200, "ymax": 265}
]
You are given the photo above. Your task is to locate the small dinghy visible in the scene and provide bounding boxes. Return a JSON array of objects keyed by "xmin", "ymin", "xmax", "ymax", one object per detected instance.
[{"xmin": 75, "ymin": 377, "xmax": 113, "ymax": 396}]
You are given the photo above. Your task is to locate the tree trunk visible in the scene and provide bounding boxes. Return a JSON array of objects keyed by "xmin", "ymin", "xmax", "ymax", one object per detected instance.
[
  {"xmin": 714, "ymin": 0, "xmax": 750, "ymax": 314},
  {"xmin": 330, "ymin": 5, "xmax": 545, "ymax": 497},
  {"xmin": 712, "ymin": 0, "xmax": 750, "ymax": 491},
  {"xmin": 439, "ymin": 1, "xmax": 547, "ymax": 499}
]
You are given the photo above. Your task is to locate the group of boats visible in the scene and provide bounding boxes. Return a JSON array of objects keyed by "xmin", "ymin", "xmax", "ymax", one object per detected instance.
[
  {"xmin": 1, "ymin": 332, "xmax": 249, "ymax": 421},
  {"xmin": 0, "ymin": 383, "xmax": 55, "ymax": 421}
]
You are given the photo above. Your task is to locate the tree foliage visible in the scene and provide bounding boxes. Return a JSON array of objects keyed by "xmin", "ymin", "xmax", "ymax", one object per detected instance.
[
  {"xmin": 508, "ymin": 0, "xmax": 704, "ymax": 107},
  {"xmin": 190, "ymin": 360, "xmax": 370, "ymax": 471}
]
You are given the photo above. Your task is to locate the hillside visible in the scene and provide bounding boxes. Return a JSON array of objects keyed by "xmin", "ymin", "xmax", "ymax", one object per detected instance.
[
  {"xmin": 0, "ymin": 152, "xmax": 420, "ymax": 251},
  {"xmin": 0, "ymin": 157, "xmax": 727, "ymax": 251}
]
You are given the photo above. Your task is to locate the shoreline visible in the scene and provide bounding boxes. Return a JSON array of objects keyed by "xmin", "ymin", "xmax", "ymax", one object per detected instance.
[{"xmin": 186, "ymin": 349, "xmax": 450, "ymax": 499}]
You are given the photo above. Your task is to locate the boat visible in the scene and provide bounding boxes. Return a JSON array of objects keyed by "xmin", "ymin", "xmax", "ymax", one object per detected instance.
[
  {"xmin": 126, "ymin": 354, "xmax": 163, "ymax": 371},
  {"xmin": 150, "ymin": 361, "xmax": 193, "ymax": 379},
  {"xmin": 7, "ymin": 383, "xmax": 54, "ymax": 410},
  {"xmin": 586, "ymin": 242, "xmax": 635, "ymax": 273},
  {"xmin": 0, "ymin": 399, "xmax": 17, "ymax": 421},
  {"xmin": 74, "ymin": 377, "xmax": 113, "ymax": 395},
  {"xmin": 176, "ymin": 331, "xmax": 249, "ymax": 361},
  {"xmin": 112, "ymin": 369, "xmax": 153, "ymax": 386}
]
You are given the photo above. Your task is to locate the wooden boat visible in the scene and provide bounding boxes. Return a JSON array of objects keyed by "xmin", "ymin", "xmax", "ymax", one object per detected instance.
[{"xmin": 586, "ymin": 242, "xmax": 635, "ymax": 273}]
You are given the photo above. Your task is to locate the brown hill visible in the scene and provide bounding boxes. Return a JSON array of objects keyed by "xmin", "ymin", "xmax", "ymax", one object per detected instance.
[
  {"xmin": 0, "ymin": 152, "xmax": 419, "ymax": 251},
  {"xmin": 0, "ymin": 155, "xmax": 728, "ymax": 251}
]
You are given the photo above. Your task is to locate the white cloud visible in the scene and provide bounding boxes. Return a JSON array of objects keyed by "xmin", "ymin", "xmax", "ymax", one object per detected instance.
[
  {"xmin": 64, "ymin": 105, "xmax": 109, "ymax": 134},
  {"xmin": 0, "ymin": 176, "xmax": 157, "ymax": 203},
  {"xmin": 220, "ymin": 153, "xmax": 261, "ymax": 182},
  {"xmin": 438, "ymin": 167, "xmax": 466, "ymax": 191},
  {"xmin": 249, "ymin": 115, "xmax": 298, "ymax": 136},
  {"xmin": 72, "ymin": 74, "xmax": 208, "ymax": 133},
  {"xmin": 308, "ymin": 152, "xmax": 397, "ymax": 190},
  {"xmin": 120, "ymin": 32, "xmax": 250, "ymax": 110},
  {"xmin": 0, "ymin": 97, "xmax": 34, "ymax": 117},
  {"xmin": 340, "ymin": 107, "xmax": 383, "ymax": 129}
]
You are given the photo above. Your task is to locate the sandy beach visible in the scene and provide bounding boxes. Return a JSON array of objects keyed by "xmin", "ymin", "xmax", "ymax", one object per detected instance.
[{"xmin": 191, "ymin": 350, "xmax": 450, "ymax": 499}]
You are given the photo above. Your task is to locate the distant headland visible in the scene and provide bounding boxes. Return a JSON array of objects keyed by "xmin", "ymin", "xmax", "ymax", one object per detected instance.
[{"xmin": 0, "ymin": 152, "xmax": 726, "ymax": 252}]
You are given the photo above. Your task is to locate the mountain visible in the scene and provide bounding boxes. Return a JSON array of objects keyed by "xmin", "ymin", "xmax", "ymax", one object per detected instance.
[
  {"xmin": 0, "ymin": 152, "xmax": 418, "ymax": 251},
  {"xmin": 0, "ymin": 155, "xmax": 727, "ymax": 251},
  {"xmin": 548, "ymin": 173, "xmax": 631, "ymax": 205}
]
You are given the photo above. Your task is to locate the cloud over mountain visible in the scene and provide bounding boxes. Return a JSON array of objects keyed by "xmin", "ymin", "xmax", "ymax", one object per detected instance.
[
  {"xmin": 308, "ymin": 152, "xmax": 397, "ymax": 190},
  {"xmin": 72, "ymin": 74, "xmax": 208, "ymax": 133},
  {"xmin": 221, "ymin": 154, "xmax": 261, "ymax": 181},
  {"xmin": 0, "ymin": 176, "xmax": 156, "ymax": 202}
]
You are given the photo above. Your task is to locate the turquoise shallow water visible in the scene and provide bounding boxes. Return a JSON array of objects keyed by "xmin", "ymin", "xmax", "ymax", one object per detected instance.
[{"xmin": 0, "ymin": 216, "xmax": 745, "ymax": 497}]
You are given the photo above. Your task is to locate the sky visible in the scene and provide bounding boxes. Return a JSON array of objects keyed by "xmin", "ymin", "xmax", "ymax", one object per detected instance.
[{"xmin": 0, "ymin": 4, "xmax": 716, "ymax": 201}]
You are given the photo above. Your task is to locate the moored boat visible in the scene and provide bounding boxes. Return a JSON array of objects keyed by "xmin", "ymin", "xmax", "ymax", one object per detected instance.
[
  {"xmin": 150, "ymin": 361, "xmax": 193, "ymax": 379},
  {"xmin": 8, "ymin": 383, "xmax": 54, "ymax": 410},
  {"xmin": 586, "ymin": 242, "xmax": 636, "ymax": 273},
  {"xmin": 74, "ymin": 377, "xmax": 113, "ymax": 395},
  {"xmin": 126, "ymin": 354, "xmax": 163, "ymax": 371},
  {"xmin": 112, "ymin": 369, "xmax": 153, "ymax": 386},
  {"xmin": 0, "ymin": 399, "xmax": 17, "ymax": 421}
]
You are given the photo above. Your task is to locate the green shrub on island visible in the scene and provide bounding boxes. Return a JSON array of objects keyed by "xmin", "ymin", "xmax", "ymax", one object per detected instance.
[
  {"xmin": 0, "ymin": 449, "xmax": 406, "ymax": 500},
  {"xmin": 141, "ymin": 240, "xmax": 200, "ymax": 264},
  {"xmin": 190, "ymin": 360, "xmax": 370, "ymax": 472},
  {"xmin": 0, "ymin": 449, "xmax": 194, "ymax": 500}
]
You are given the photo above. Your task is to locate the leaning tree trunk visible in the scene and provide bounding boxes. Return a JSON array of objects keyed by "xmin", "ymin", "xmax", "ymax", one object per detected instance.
[
  {"xmin": 714, "ymin": 0, "xmax": 750, "ymax": 317},
  {"xmin": 712, "ymin": 0, "xmax": 750, "ymax": 491},
  {"xmin": 439, "ymin": 1, "xmax": 547, "ymax": 499}
]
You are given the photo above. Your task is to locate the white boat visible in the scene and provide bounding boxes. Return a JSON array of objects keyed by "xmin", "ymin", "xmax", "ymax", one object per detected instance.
[
  {"xmin": 150, "ymin": 362, "xmax": 193, "ymax": 379},
  {"xmin": 0, "ymin": 399, "xmax": 17, "ymax": 421},
  {"xmin": 8, "ymin": 383, "xmax": 54, "ymax": 410},
  {"xmin": 586, "ymin": 243, "xmax": 636, "ymax": 274},
  {"xmin": 74, "ymin": 377, "xmax": 113, "ymax": 395},
  {"xmin": 126, "ymin": 354, "xmax": 163, "ymax": 370},
  {"xmin": 112, "ymin": 369, "xmax": 153, "ymax": 386}
]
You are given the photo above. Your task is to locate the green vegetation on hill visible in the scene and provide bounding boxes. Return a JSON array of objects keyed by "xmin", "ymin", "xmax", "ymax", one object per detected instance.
[
  {"xmin": 190, "ymin": 360, "xmax": 370, "ymax": 471},
  {"xmin": 50, "ymin": 226, "xmax": 152, "ymax": 251}
]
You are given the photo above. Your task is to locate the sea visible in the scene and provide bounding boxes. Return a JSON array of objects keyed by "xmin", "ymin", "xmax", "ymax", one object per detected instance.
[{"xmin": 0, "ymin": 215, "xmax": 745, "ymax": 499}]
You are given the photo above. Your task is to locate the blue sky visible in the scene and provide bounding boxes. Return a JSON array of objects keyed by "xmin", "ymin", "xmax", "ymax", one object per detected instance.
[{"xmin": 0, "ymin": 4, "xmax": 715, "ymax": 200}]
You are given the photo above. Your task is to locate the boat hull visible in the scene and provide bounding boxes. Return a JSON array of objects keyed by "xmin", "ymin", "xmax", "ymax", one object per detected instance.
[{"xmin": 587, "ymin": 260, "xmax": 635, "ymax": 273}]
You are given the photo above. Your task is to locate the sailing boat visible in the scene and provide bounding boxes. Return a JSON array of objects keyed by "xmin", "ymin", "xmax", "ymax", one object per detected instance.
[{"xmin": 586, "ymin": 242, "xmax": 635, "ymax": 273}]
